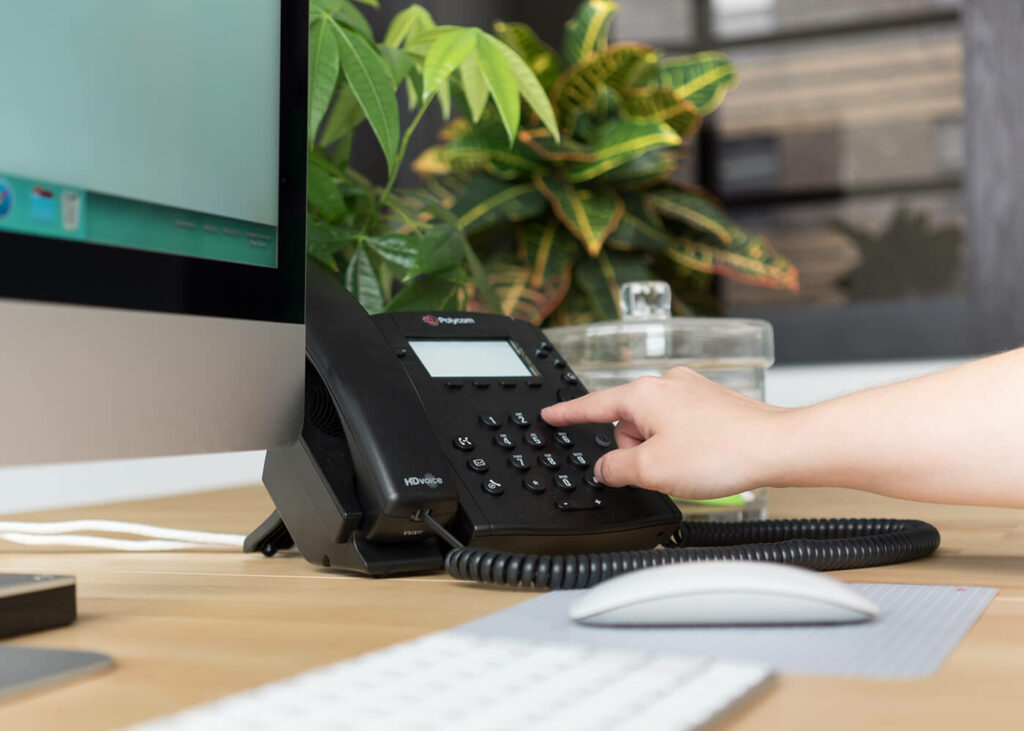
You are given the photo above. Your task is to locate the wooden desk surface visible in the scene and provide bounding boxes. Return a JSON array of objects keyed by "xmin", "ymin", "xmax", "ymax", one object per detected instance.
[{"xmin": 0, "ymin": 485, "xmax": 1021, "ymax": 730}]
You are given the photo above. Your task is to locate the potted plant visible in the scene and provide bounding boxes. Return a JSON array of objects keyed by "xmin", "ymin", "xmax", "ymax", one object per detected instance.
[
  {"xmin": 411, "ymin": 0, "xmax": 799, "ymax": 324},
  {"xmin": 304, "ymin": 0, "xmax": 560, "ymax": 313}
]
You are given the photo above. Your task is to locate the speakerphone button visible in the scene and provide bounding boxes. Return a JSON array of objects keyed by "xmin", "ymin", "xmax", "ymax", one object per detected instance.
[{"xmin": 452, "ymin": 436, "xmax": 474, "ymax": 451}]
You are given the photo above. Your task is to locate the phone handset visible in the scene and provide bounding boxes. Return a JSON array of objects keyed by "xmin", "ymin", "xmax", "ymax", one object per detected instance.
[{"xmin": 304, "ymin": 266, "xmax": 458, "ymax": 542}]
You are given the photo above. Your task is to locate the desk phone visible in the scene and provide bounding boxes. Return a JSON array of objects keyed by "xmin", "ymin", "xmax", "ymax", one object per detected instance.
[{"xmin": 248, "ymin": 267, "xmax": 941, "ymax": 586}]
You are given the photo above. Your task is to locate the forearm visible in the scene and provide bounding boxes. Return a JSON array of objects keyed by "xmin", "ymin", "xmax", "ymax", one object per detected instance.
[{"xmin": 763, "ymin": 348, "xmax": 1024, "ymax": 507}]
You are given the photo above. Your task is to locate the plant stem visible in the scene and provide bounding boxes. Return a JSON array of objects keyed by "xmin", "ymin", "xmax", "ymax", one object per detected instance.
[{"xmin": 378, "ymin": 95, "xmax": 433, "ymax": 207}]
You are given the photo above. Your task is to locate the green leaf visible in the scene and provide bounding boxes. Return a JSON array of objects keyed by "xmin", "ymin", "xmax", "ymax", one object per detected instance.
[
  {"xmin": 364, "ymin": 234, "xmax": 418, "ymax": 269},
  {"xmin": 351, "ymin": 0, "xmax": 379, "ymax": 7},
  {"xmin": 460, "ymin": 237, "xmax": 503, "ymax": 314},
  {"xmin": 378, "ymin": 45, "xmax": 414, "ymax": 88},
  {"xmin": 306, "ymin": 217, "xmax": 352, "ymax": 271},
  {"xmin": 493, "ymin": 21, "xmax": 563, "ymax": 91},
  {"xmin": 460, "ymin": 51, "xmax": 490, "ymax": 123},
  {"xmin": 452, "ymin": 176, "xmax": 548, "ymax": 234},
  {"xmin": 422, "ymin": 28, "xmax": 477, "ymax": 100},
  {"xmin": 563, "ymin": 0, "xmax": 619, "ymax": 66},
  {"xmin": 483, "ymin": 259, "xmax": 571, "ymax": 325},
  {"xmin": 663, "ymin": 229, "xmax": 800, "ymax": 292},
  {"xmin": 345, "ymin": 244, "xmax": 385, "ymax": 313},
  {"xmin": 306, "ymin": 163, "xmax": 347, "ymax": 222},
  {"xmin": 317, "ymin": 84, "xmax": 363, "ymax": 148},
  {"xmin": 326, "ymin": 0, "xmax": 374, "ymax": 40},
  {"xmin": 475, "ymin": 34, "xmax": 521, "ymax": 147},
  {"xmin": 405, "ymin": 225, "xmax": 466, "ymax": 280},
  {"xmin": 657, "ymin": 51, "xmax": 738, "ymax": 116},
  {"xmin": 308, "ymin": 19, "xmax": 341, "ymax": 142},
  {"xmin": 411, "ymin": 122, "xmax": 542, "ymax": 179},
  {"xmin": 383, "ymin": 4, "xmax": 434, "ymax": 48},
  {"xmin": 573, "ymin": 255, "xmax": 619, "ymax": 319},
  {"xmin": 566, "ymin": 119, "xmax": 681, "ymax": 183},
  {"xmin": 385, "ymin": 271, "xmax": 464, "ymax": 311},
  {"xmin": 333, "ymin": 23, "xmax": 401, "ymax": 176},
  {"xmin": 487, "ymin": 38, "xmax": 561, "ymax": 142},
  {"xmin": 620, "ymin": 87, "xmax": 701, "ymax": 138},
  {"xmin": 534, "ymin": 175, "xmax": 625, "ymax": 257},
  {"xmin": 552, "ymin": 43, "xmax": 660, "ymax": 126},
  {"xmin": 437, "ymin": 78, "xmax": 453, "ymax": 119},
  {"xmin": 521, "ymin": 219, "xmax": 580, "ymax": 292},
  {"xmin": 646, "ymin": 187, "xmax": 734, "ymax": 243},
  {"xmin": 592, "ymin": 149, "xmax": 677, "ymax": 190}
]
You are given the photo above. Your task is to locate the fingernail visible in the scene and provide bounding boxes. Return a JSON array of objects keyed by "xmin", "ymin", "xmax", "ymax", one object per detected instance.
[{"xmin": 594, "ymin": 458, "xmax": 605, "ymax": 484}]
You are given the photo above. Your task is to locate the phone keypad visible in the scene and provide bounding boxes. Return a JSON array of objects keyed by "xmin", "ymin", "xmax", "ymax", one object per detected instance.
[
  {"xmin": 524, "ymin": 432, "xmax": 546, "ymax": 448},
  {"xmin": 568, "ymin": 451, "xmax": 589, "ymax": 468},
  {"xmin": 538, "ymin": 453, "xmax": 560, "ymax": 470},
  {"xmin": 509, "ymin": 410, "xmax": 530, "ymax": 427},
  {"xmin": 508, "ymin": 454, "xmax": 529, "ymax": 472},
  {"xmin": 479, "ymin": 413, "xmax": 500, "ymax": 429},
  {"xmin": 493, "ymin": 432, "xmax": 515, "ymax": 450}
]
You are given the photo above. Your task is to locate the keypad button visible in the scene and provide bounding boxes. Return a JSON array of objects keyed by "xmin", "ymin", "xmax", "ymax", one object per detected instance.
[
  {"xmin": 481, "ymin": 478, "xmax": 504, "ymax": 496},
  {"xmin": 594, "ymin": 433, "xmax": 612, "ymax": 448},
  {"xmin": 508, "ymin": 453, "xmax": 530, "ymax": 472},
  {"xmin": 509, "ymin": 410, "xmax": 531, "ymax": 427},
  {"xmin": 568, "ymin": 451, "xmax": 589, "ymax": 468},
  {"xmin": 584, "ymin": 473, "xmax": 604, "ymax": 490},
  {"xmin": 554, "ymin": 473, "xmax": 575, "ymax": 491},
  {"xmin": 552, "ymin": 358, "xmax": 566, "ymax": 369},
  {"xmin": 538, "ymin": 453, "xmax": 560, "ymax": 470},
  {"xmin": 561, "ymin": 370, "xmax": 579, "ymax": 385},
  {"xmin": 452, "ymin": 435, "xmax": 474, "ymax": 451},
  {"xmin": 524, "ymin": 431, "xmax": 547, "ymax": 449},
  {"xmin": 493, "ymin": 432, "xmax": 515, "ymax": 450},
  {"xmin": 479, "ymin": 413, "xmax": 501, "ymax": 429},
  {"xmin": 553, "ymin": 431, "xmax": 574, "ymax": 447},
  {"xmin": 522, "ymin": 477, "xmax": 545, "ymax": 494},
  {"xmin": 467, "ymin": 457, "xmax": 489, "ymax": 473}
]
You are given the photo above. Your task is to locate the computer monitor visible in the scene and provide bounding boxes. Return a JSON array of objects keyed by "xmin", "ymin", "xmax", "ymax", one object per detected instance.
[{"xmin": 0, "ymin": 0, "xmax": 308, "ymax": 466}]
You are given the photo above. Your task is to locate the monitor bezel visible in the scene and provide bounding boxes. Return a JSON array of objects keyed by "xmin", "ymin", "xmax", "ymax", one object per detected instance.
[{"xmin": 0, "ymin": 0, "xmax": 306, "ymax": 325}]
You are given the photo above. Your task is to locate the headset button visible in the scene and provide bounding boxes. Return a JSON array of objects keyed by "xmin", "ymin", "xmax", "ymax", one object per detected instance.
[
  {"xmin": 481, "ymin": 478, "xmax": 504, "ymax": 496},
  {"xmin": 452, "ymin": 436, "xmax": 474, "ymax": 451},
  {"xmin": 467, "ymin": 457, "xmax": 489, "ymax": 473}
]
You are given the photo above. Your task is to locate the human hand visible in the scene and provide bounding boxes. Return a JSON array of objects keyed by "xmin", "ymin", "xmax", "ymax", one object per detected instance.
[{"xmin": 540, "ymin": 367, "xmax": 789, "ymax": 500}]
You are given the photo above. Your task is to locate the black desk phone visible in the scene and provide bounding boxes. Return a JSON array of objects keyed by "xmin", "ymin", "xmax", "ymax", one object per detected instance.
[{"xmin": 247, "ymin": 268, "xmax": 941, "ymax": 589}]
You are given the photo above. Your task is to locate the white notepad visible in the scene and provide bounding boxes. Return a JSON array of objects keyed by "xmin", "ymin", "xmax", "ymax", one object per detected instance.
[{"xmin": 452, "ymin": 583, "xmax": 997, "ymax": 679}]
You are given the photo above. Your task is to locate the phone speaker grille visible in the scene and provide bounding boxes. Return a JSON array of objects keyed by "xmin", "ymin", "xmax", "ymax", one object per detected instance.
[{"xmin": 306, "ymin": 365, "xmax": 345, "ymax": 439}]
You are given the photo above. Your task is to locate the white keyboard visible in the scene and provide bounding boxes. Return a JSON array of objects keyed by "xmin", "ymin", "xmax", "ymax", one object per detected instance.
[{"xmin": 130, "ymin": 633, "xmax": 772, "ymax": 731}]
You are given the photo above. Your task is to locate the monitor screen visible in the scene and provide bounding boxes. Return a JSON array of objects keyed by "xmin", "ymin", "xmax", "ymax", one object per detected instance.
[{"xmin": 0, "ymin": 0, "xmax": 305, "ymax": 324}]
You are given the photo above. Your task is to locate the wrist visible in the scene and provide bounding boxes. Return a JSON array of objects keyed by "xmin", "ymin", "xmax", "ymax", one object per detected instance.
[{"xmin": 751, "ymin": 406, "xmax": 812, "ymax": 489}]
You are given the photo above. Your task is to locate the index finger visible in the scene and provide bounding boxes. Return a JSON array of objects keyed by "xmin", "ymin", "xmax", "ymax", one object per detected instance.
[{"xmin": 541, "ymin": 382, "xmax": 639, "ymax": 427}]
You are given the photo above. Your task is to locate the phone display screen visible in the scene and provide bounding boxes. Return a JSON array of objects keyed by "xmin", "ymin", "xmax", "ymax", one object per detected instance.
[{"xmin": 409, "ymin": 339, "xmax": 533, "ymax": 378}]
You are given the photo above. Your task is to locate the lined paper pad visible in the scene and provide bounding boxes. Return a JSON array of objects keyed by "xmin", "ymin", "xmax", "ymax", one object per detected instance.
[{"xmin": 452, "ymin": 583, "xmax": 996, "ymax": 679}]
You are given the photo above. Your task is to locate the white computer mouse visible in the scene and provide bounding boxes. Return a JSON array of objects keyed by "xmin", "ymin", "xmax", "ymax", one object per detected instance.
[{"xmin": 569, "ymin": 561, "xmax": 879, "ymax": 627}]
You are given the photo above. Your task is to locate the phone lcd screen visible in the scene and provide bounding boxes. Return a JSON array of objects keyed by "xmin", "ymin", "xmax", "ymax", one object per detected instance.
[{"xmin": 409, "ymin": 339, "xmax": 533, "ymax": 378}]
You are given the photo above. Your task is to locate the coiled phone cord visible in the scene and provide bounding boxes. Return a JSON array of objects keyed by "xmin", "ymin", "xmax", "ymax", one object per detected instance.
[{"xmin": 432, "ymin": 517, "xmax": 941, "ymax": 590}]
